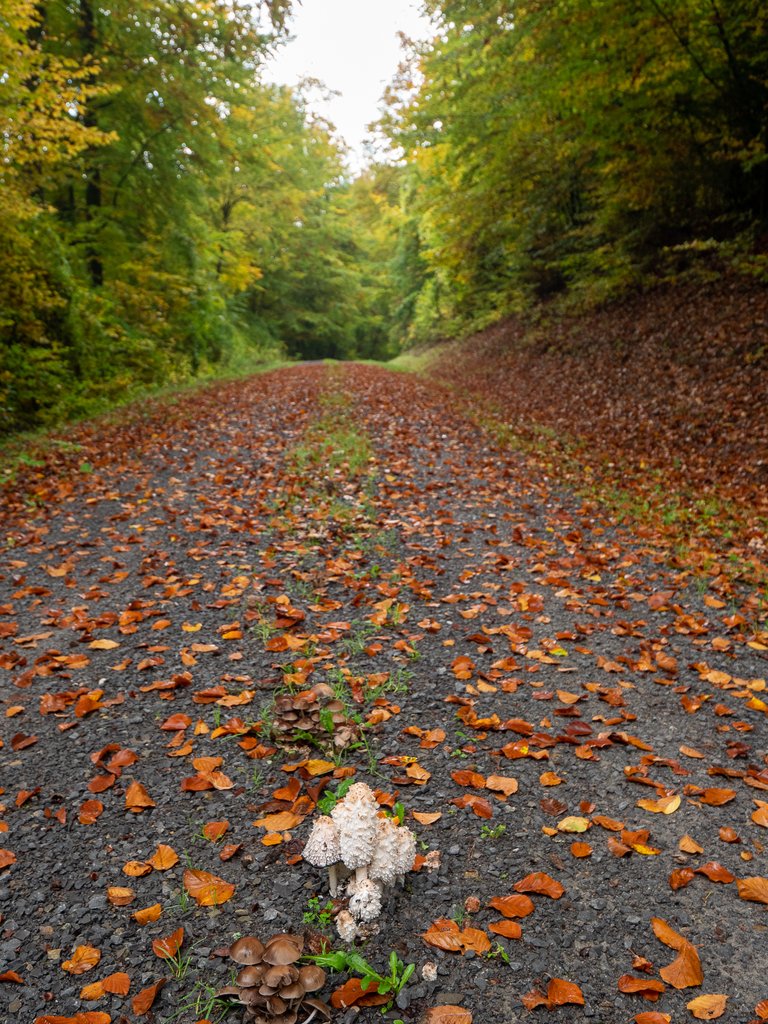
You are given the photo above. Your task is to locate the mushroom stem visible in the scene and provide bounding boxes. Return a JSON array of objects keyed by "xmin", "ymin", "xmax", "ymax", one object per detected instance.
[
  {"xmin": 302, "ymin": 1011, "xmax": 318, "ymax": 1024},
  {"xmin": 355, "ymin": 864, "xmax": 368, "ymax": 884},
  {"xmin": 328, "ymin": 863, "xmax": 338, "ymax": 897}
]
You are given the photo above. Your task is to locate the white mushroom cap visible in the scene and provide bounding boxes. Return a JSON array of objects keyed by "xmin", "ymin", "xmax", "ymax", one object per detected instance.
[
  {"xmin": 349, "ymin": 879, "xmax": 383, "ymax": 923},
  {"xmin": 331, "ymin": 783, "xmax": 380, "ymax": 871},
  {"xmin": 335, "ymin": 909, "xmax": 358, "ymax": 943},
  {"xmin": 368, "ymin": 818, "xmax": 401, "ymax": 887},
  {"xmin": 302, "ymin": 816, "xmax": 340, "ymax": 867},
  {"xmin": 394, "ymin": 825, "xmax": 417, "ymax": 878}
]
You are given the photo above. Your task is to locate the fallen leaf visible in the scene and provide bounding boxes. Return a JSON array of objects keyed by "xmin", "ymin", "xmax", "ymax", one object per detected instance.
[
  {"xmin": 513, "ymin": 871, "xmax": 565, "ymax": 898},
  {"xmin": 124, "ymin": 781, "xmax": 155, "ymax": 813},
  {"xmin": 651, "ymin": 918, "xmax": 702, "ymax": 989},
  {"xmin": 182, "ymin": 868, "xmax": 235, "ymax": 906},
  {"xmin": 737, "ymin": 876, "xmax": 768, "ymax": 905},
  {"xmin": 133, "ymin": 904, "xmax": 163, "ymax": 925},
  {"xmin": 686, "ymin": 994, "xmax": 728, "ymax": 1019},
  {"xmin": 424, "ymin": 1008, "xmax": 473, "ymax": 1024},
  {"xmin": 132, "ymin": 978, "xmax": 165, "ymax": 1015},
  {"xmin": 330, "ymin": 977, "xmax": 389, "ymax": 1008},
  {"xmin": 147, "ymin": 844, "xmax": 178, "ymax": 870},
  {"xmin": 152, "ymin": 927, "xmax": 183, "ymax": 959},
  {"xmin": 487, "ymin": 894, "xmax": 535, "ymax": 918},
  {"xmin": 62, "ymin": 945, "xmax": 101, "ymax": 975}
]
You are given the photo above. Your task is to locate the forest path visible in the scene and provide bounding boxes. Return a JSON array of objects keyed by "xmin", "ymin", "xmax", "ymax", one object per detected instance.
[{"xmin": 0, "ymin": 362, "xmax": 766, "ymax": 1024}]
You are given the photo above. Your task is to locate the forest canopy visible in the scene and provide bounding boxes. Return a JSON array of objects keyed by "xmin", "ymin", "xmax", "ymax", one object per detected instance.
[{"xmin": 1, "ymin": 0, "xmax": 766, "ymax": 432}]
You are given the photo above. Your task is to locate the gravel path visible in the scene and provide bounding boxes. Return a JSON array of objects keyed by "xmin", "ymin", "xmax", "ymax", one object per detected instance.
[{"xmin": 0, "ymin": 362, "xmax": 766, "ymax": 1024}]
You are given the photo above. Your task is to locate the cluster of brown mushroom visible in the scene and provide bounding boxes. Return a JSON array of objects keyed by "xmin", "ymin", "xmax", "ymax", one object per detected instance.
[
  {"xmin": 302, "ymin": 782, "xmax": 417, "ymax": 942},
  {"xmin": 271, "ymin": 682, "xmax": 360, "ymax": 751},
  {"xmin": 218, "ymin": 933, "xmax": 331, "ymax": 1024}
]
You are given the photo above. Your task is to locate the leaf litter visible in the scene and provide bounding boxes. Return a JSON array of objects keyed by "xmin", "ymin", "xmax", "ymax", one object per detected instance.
[{"xmin": 0, "ymin": 363, "xmax": 765, "ymax": 1022}]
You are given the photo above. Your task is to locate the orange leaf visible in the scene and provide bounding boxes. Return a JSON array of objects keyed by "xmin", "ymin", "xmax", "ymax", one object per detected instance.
[
  {"xmin": 451, "ymin": 769, "xmax": 486, "ymax": 788},
  {"xmin": 202, "ymin": 821, "xmax": 229, "ymax": 841},
  {"xmin": 679, "ymin": 835, "xmax": 703, "ymax": 854},
  {"xmin": 571, "ymin": 841, "xmax": 593, "ymax": 858},
  {"xmin": 124, "ymin": 781, "xmax": 155, "ymax": 812},
  {"xmin": 488, "ymin": 919, "xmax": 522, "ymax": 939},
  {"xmin": 634, "ymin": 1014, "xmax": 671, "ymax": 1024},
  {"xmin": 106, "ymin": 887, "xmax": 135, "ymax": 907},
  {"xmin": 487, "ymin": 894, "xmax": 534, "ymax": 918},
  {"xmin": 752, "ymin": 802, "xmax": 768, "ymax": 827},
  {"xmin": 62, "ymin": 945, "xmax": 101, "ymax": 975},
  {"xmin": 737, "ymin": 876, "xmax": 768, "ymax": 905},
  {"xmin": 460, "ymin": 927, "xmax": 491, "ymax": 955},
  {"xmin": 147, "ymin": 844, "xmax": 178, "ymax": 870},
  {"xmin": 79, "ymin": 980, "xmax": 105, "ymax": 1001},
  {"xmin": 152, "ymin": 928, "xmax": 183, "ymax": 959},
  {"xmin": 89, "ymin": 639, "xmax": 119, "ymax": 650},
  {"xmin": 252, "ymin": 811, "xmax": 302, "ymax": 831},
  {"xmin": 36, "ymin": 1014, "xmax": 112, "ymax": 1023},
  {"xmin": 485, "ymin": 774, "xmax": 518, "ymax": 796},
  {"xmin": 330, "ymin": 978, "xmax": 389, "ymax": 1008},
  {"xmin": 548, "ymin": 978, "xmax": 585, "ymax": 1007},
  {"xmin": 0, "ymin": 970, "xmax": 24, "ymax": 983},
  {"xmin": 699, "ymin": 788, "xmax": 736, "ymax": 806},
  {"xmin": 78, "ymin": 800, "xmax": 104, "ymax": 825},
  {"xmin": 412, "ymin": 811, "xmax": 442, "ymax": 825},
  {"xmin": 122, "ymin": 860, "xmax": 152, "ymax": 878},
  {"xmin": 539, "ymin": 772, "xmax": 564, "ymax": 786},
  {"xmin": 513, "ymin": 871, "xmax": 564, "ymax": 899},
  {"xmin": 755, "ymin": 999, "xmax": 768, "ymax": 1020},
  {"xmin": 421, "ymin": 926, "xmax": 464, "ymax": 952},
  {"xmin": 686, "ymin": 994, "xmax": 728, "ymax": 1019},
  {"xmin": 0, "ymin": 849, "xmax": 17, "ymax": 869},
  {"xmin": 132, "ymin": 978, "xmax": 166, "ymax": 1015},
  {"xmin": 695, "ymin": 862, "xmax": 734, "ymax": 884},
  {"xmin": 424, "ymin": 1008, "xmax": 473, "ymax": 1024},
  {"xmin": 182, "ymin": 868, "xmax": 235, "ymax": 906},
  {"xmin": 101, "ymin": 973, "xmax": 130, "ymax": 996},
  {"xmin": 305, "ymin": 759, "xmax": 336, "ymax": 776},
  {"xmin": 133, "ymin": 903, "xmax": 162, "ymax": 926},
  {"xmin": 618, "ymin": 975, "xmax": 666, "ymax": 996}
]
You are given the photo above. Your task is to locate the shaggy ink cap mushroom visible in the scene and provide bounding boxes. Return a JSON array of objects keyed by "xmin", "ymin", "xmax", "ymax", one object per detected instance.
[
  {"xmin": 335, "ymin": 908, "xmax": 358, "ymax": 943},
  {"xmin": 331, "ymin": 781, "xmax": 380, "ymax": 881},
  {"xmin": 368, "ymin": 817, "xmax": 402, "ymax": 887},
  {"xmin": 349, "ymin": 878, "xmax": 383, "ymax": 923},
  {"xmin": 302, "ymin": 815, "xmax": 341, "ymax": 896}
]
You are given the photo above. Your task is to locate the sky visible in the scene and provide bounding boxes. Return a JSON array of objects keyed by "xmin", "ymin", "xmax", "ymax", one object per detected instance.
[{"xmin": 261, "ymin": 0, "xmax": 431, "ymax": 167}]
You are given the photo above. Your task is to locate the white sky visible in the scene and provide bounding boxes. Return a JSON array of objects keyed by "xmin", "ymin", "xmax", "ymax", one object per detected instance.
[{"xmin": 261, "ymin": 0, "xmax": 431, "ymax": 167}]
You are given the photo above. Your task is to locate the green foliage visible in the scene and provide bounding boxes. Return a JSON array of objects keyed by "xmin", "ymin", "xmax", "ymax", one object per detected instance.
[
  {"xmin": 384, "ymin": 0, "xmax": 768, "ymax": 340},
  {"xmin": 306, "ymin": 948, "xmax": 415, "ymax": 1007},
  {"xmin": 0, "ymin": 1, "xmax": 401, "ymax": 434}
]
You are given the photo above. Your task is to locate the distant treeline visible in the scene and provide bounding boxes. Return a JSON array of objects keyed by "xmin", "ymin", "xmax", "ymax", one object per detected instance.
[
  {"xmin": 0, "ymin": 1, "xmax": 400, "ymax": 432},
  {"xmin": 385, "ymin": 0, "xmax": 768, "ymax": 343},
  {"xmin": 2, "ymin": 1, "xmax": 766, "ymax": 433}
]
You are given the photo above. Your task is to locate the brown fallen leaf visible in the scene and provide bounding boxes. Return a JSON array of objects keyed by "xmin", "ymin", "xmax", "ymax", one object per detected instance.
[
  {"xmin": 686, "ymin": 994, "xmax": 728, "ymax": 1019},
  {"xmin": 35, "ymin": 1014, "xmax": 112, "ymax": 1023},
  {"xmin": 521, "ymin": 977, "xmax": 585, "ymax": 1009},
  {"xmin": 650, "ymin": 918, "xmax": 702, "ymax": 989},
  {"xmin": 147, "ymin": 844, "xmax": 178, "ymax": 870},
  {"xmin": 424, "ymin": 1008, "xmax": 473, "ymax": 1024},
  {"xmin": 487, "ymin": 894, "xmax": 535, "ymax": 918},
  {"xmin": 330, "ymin": 978, "xmax": 389, "ymax": 1008},
  {"xmin": 152, "ymin": 927, "xmax": 183, "ymax": 959},
  {"xmin": 737, "ymin": 877, "xmax": 768, "ymax": 905},
  {"xmin": 62, "ymin": 945, "xmax": 101, "ymax": 976},
  {"xmin": 0, "ymin": 970, "xmax": 24, "ymax": 983},
  {"xmin": 182, "ymin": 868, "xmax": 235, "ymax": 906},
  {"xmin": 513, "ymin": 871, "xmax": 565, "ymax": 899},
  {"xmin": 124, "ymin": 781, "xmax": 155, "ymax": 813},
  {"xmin": 132, "ymin": 978, "xmax": 165, "ymax": 1015},
  {"xmin": 132, "ymin": 903, "xmax": 163, "ymax": 926}
]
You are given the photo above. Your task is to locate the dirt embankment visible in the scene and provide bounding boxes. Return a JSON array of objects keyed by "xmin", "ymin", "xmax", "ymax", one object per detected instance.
[{"xmin": 431, "ymin": 277, "xmax": 768, "ymax": 535}]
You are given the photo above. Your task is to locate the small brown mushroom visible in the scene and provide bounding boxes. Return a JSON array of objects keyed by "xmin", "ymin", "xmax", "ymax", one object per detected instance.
[
  {"xmin": 297, "ymin": 965, "xmax": 326, "ymax": 993},
  {"xmin": 237, "ymin": 964, "xmax": 266, "ymax": 988},
  {"xmin": 230, "ymin": 936, "xmax": 265, "ymax": 965},
  {"xmin": 262, "ymin": 933, "xmax": 304, "ymax": 966}
]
